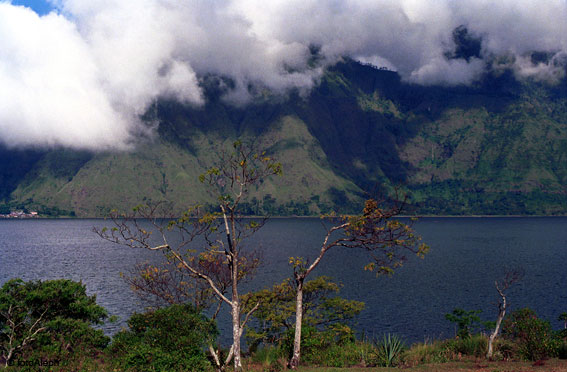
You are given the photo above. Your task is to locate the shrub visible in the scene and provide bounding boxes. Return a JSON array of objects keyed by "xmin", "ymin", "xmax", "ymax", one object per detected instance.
[
  {"xmin": 503, "ymin": 308, "xmax": 558, "ymax": 361},
  {"xmin": 401, "ymin": 341, "xmax": 450, "ymax": 366},
  {"xmin": 0, "ymin": 278, "xmax": 108, "ymax": 368},
  {"xmin": 444, "ymin": 308, "xmax": 485, "ymax": 339},
  {"xmin": 492, "ymin": 338, "xmax": 515, "ymax": 361},
  {"xmin": 250, "ymin": 346, "xmax": 285, "ymax": 372},
  {"xmin": 280, "ymin": 326, "xmax": 364, "ymax": 367},
  {"xmin": 109, "ymin": 304, "xmax": 216, "ymax": 372},
  {"xmin": 445, "ymin": 334, "xmax": 487, "ymax": 357}
]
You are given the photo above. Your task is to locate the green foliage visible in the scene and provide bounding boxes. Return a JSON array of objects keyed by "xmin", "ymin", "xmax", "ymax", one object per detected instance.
[
  {"xmin": 109, "ymin": 304, "xmax": 216, "ymax": 372},
  {"xmin": 400, "ymin": 340, "xmax": 451, "ymax": 366},
  {"xmin": 342, "ymin": 199, "xmax": 429, "ymax": 276},
  {"xmin": 502, "ymin": 308, "xmax": 559, "ymax": 361},
  {"xmin": 21, "ymin": 318, "xmax": 110, "ymax": 372},
  {"xmin": 444, "ymin": 308, "xmax": 487, "ymax": 339},
  {"xmin": 280, "ymin": 327, "xmax": 361, "ymax": 368},
  {"xmin": 249, "ymin": 346, "xmax": 286, "ymax": 372},
  {"xmin": 0, "ymin": 278, "xmax": 108, "ymax": 367},
  {"xmin": 401, "ymin": 336, "xmax": 509, "ymax": 366},
  {"xmin": 373, "ymin": 333, "xmax": 406, "ymax": 367},
  {"xmin": 445, "ymin": 334, "xmax": 487, "ymax": 357},
  {"xmin": 242, "ymin": 276, "xmax": 364, "ymax": 350}
]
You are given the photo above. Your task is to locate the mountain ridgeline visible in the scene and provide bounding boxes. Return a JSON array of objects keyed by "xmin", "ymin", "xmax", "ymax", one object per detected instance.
[{"xmin": 2, "ymin": 59, "xmax": 567, "ymax": 217}]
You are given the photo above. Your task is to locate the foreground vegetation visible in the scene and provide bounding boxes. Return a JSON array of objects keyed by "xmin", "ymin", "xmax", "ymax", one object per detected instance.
[
  {"xmin": 2, "ymin": 277, "xmax": 567, "ymax": 371},
  {"xmin": 293, "ymin": 359, "xmax": 567, "ymax": 372}
]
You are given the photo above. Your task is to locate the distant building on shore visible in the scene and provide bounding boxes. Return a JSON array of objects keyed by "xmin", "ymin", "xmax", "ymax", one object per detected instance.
[{"xmin": 0, "ymin": 210, "xmax": 39, "ymax": 218}]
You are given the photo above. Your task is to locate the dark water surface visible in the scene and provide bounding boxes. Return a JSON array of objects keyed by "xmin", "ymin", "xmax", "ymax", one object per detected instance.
[{"xmin": 0, "ymin": 217, "xmax": 566, "ymax": 344}]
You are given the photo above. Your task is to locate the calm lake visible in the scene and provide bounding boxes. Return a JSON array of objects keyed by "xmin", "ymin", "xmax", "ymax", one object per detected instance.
[{"xmin": 1, "ymin": 217, "xmax": 566, "ymax": 345}]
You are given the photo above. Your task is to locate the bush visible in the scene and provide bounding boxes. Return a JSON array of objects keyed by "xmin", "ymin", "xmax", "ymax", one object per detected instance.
[
  {"xmin": 491, "ymin": 338, "xmax": 515, "ymax": 361},
  {"xmin": 444, "ymin": 308, "xmax": 485, "ymax": 339},
  {"xmin": 445, "ymin": 334, "xmax": 487, "ymax": 357},
  {"xmin": 109, "ymin": 304, "xmax": 216, "ymax": 372},
  {"xmin": 250, "ymin": 346, "xmax": 285, "ymax": 372},
  {"xmin": 401, "ymin": 341, "xmax": 451, "ymax": 366},
  {"xmin": 0, "ymin": 278, "xmax": 108, "ymax": 368},
  {"xmin": 503, "ymin": 308, "xmax": 558, "ymax": 360},
  {"xmin": 402, "ymin": 336, "xmax": 489, "ymax": 367},
  {"xmin": 281, "ymin": 326, "xmax": 362, "ymax": 367}
]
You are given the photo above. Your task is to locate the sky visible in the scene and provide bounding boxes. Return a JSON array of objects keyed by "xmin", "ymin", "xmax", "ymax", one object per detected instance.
[
  {"xmin": 1, "ymin": 0, "xmax": 567, "ymax": 150},
  {"xmin": 12, "ymin": 0, "xmax": 53, "ymax": 15}
]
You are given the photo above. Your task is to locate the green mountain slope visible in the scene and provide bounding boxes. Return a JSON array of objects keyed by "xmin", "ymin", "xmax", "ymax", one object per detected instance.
[
  {"xmin": 2, "ymin": 59, "xmax": 567, "ymax": 216},
  {"xmin": 8, "ymin": 115, "xmax": 361, "ymax": 217}
]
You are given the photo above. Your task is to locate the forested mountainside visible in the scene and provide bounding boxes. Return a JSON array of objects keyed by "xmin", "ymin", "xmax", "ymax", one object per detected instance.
[{"xmin": 2, "ymin": 59, "xmax": 567, "ymax": 217}]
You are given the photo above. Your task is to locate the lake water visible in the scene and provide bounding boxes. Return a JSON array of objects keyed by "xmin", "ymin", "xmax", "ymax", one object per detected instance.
[{"xmin": 0, "ymin": 217, "xmax": 566, "ymax": 345}]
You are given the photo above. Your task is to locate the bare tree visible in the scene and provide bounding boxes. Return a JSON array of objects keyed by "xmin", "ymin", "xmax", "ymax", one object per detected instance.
[
  {"xmin": 95, "ymin": 141, "xmax": 282, "ymax": 372},
  {"xmin": 0, "ymin": 305, "xmax": 47, "ymax": 366},
  {"xmin": 559, "ymin": 313, "xmax": 567, "ymax": 330},
  {"xmin": 288, "ymin": 198, "xmax": 429, "ymax": 368},
  {"xmin": 486, "ymin": 269, "xmax": 524, "ymax": 359}
]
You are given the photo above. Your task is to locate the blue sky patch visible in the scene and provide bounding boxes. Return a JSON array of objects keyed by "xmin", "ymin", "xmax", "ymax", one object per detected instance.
[{"xmin": 11, "ymin": 0, "xmax": 54, "ymax": 16}]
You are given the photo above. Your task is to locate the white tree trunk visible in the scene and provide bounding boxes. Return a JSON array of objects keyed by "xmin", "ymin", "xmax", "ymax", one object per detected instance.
[
  {"xmin": 487, "ymin": 292, "xmax": 506, "ymax": 359},
  {"xmin": 230, "ymin": 245, "xmax": 242, "ymax": 371},
  {"xmin": 208, "ymin": 344, "xmax": 223, "ymax": 372},
  {"xmin": 231, "ymin": 300, "xmax": 242, "ymax": 371},
  {"xmin": 289, "ymin": 278, "xmax": 304, "ymax": 369}
]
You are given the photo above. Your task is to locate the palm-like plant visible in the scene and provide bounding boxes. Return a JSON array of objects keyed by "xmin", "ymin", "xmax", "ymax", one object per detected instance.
[{"xmin": 375, "ymin": 333, "xmax": 406, "ymax": 367}]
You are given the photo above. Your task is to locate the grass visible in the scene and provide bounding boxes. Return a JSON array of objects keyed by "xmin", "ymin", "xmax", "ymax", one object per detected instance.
[{"xmin": 294, "ymin": 358, "xmax": 567, "ymax": 372}]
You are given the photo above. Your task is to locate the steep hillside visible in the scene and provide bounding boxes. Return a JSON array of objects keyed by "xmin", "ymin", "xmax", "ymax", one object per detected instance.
[
  {"xmin": 7, "ymin": 115, "xmax": 362, "ymax": 217},
  {"xmin": 2, "ymin": 60, "xmax": 567, "ymax": 216}
]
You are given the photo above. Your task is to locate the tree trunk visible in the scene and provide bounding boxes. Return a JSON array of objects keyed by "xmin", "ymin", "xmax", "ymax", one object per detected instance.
[
  {"xmin": 230, "ymin": 251, "xmax": 242, "ymax": 372},
  {"xmin": 231, "ymin": 300, "xmax": 242, "ymax": 371},
  {"xmin": 230, "ymin": 248, "xmax": 242, "ymax": 371},
  {"xmin": 289, "ymin": 277, "xmax": 304, "ymax": 369},
  {"xmin": 209, "ymin": 345, "xmax": 222, "ymax": 372},
  {"xmin": 487, "ymin": 296, "xmax": 506, "ymax": 359},
  {"xmin": 5, "ymin": 349, "xmax": 13, "ymax": 367},
  {"xmin": 222, "ymin": 207, "xmax": 243, "ymax": 371}
]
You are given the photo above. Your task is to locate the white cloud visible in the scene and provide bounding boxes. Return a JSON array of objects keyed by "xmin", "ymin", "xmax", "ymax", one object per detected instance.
[
  {"xmin": 1, "ymin": 0, "xmax": 567, "ymax": 149},
  {"xmin": 0, "ymin": 3, "xmax": 135, "ymax": 150}
]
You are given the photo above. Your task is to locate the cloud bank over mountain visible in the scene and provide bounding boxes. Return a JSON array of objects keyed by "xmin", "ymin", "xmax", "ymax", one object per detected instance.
[{"xmin": 1, "ymin": 0, "xmax": 567, "ymax": 149}]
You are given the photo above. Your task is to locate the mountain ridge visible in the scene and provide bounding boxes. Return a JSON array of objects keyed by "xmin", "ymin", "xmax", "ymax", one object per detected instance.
[{"xmin": 2, "ymin": 59, "xmax": 567, "ymax": 217}]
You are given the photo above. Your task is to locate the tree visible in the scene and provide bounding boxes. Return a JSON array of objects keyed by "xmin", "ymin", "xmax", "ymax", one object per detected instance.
[
  {"xmin": 123, "ymin": 260, "xmax": 215, "ymax": 310},
  {"xmin": 287, "ymin": 198, "xmax": 429, "ymax": 368},
  {"xmin": 121, "ymin": 247, "xmax": 261, "ymax": 370},
  {"xmin": 444, "ymin": 308, "xmax": 483, "ymax": 339},
  {"xmin": 0, "ymin": 279, "xmax": 107, "ymax": 366},
  {"xmin": 559, "ymin": 312, "xmax": 567, "ymax": 330},
  {"xmin": 486, "ymin": 269, "xmax": 523, "ymax": 359},
  {"xmin": 96, "ymin": 141, "xmax": 282, "ymax": 371},
  {"xmin": 242, "ymin": 276, "xmax": 364, "ymax": 351}
]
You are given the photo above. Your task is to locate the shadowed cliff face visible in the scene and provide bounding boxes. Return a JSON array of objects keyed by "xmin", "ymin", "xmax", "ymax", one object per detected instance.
[
  {"xmin": 0, "ymin": 147, "xmax": 45, "ymax": 201},
  {"xmin": 3, "ymin": 59, "xmax": 567, "ymax": 216}
]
